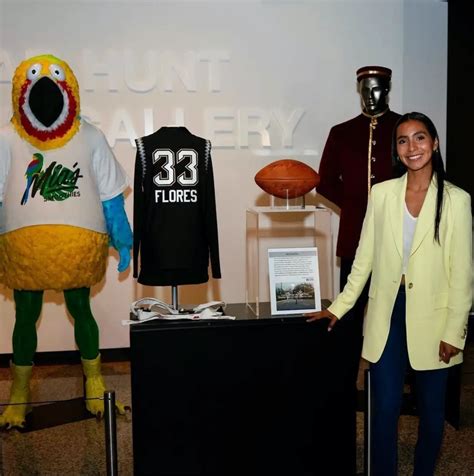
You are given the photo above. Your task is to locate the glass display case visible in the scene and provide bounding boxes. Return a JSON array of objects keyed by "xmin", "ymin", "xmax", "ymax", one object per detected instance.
[{"xmin": 246, "ymin": 206, "xmax": 334, "ymax": 316}]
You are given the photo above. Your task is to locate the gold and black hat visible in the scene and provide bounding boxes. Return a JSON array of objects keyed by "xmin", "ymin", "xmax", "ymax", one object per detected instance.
[{"xmin": 356, "ymin": 65, "xmax": 392, "ymax": 82}]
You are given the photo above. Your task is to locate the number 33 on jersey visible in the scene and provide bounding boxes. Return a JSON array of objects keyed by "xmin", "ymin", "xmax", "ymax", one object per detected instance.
[{"xmin": 152, "ymin": 148, "xmax": 198, "ymax": 203}]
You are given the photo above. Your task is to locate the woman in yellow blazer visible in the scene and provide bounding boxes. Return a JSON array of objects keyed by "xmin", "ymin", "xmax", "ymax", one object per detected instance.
[{"xmin": 308, "ymin": 112, "xmax": 472, "ymax": 475}]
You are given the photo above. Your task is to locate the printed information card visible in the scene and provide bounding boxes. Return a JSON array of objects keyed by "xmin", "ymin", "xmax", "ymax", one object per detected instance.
[{"xmin": 268, "ymin": 247, "xmax": 321, "ymax": 316}]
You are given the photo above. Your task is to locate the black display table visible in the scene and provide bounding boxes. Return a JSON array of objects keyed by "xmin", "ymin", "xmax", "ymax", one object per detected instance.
[{"xmin": 130, "ymin": 301, "xmax": 351, "ymax": 475}]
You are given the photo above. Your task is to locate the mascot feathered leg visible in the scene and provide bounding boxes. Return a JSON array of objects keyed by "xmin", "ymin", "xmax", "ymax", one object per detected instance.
[
  {"xmin": 0, "ymin": 363, "xmax": 33, "ymax": 429},
  {"xmin": 67, "ymin": 195, "xmax": 132, "ymax": 418},
  {"xmin": 0, "ymin": 290, "xmax": 42, "ymax": 428},
  {"xmin": 64, "ymin": 288, "xmax": 127, "ymax": 416}
]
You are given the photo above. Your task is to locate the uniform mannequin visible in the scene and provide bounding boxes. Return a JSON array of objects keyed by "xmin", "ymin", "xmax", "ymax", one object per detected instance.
[{"xmin": 316, "ymin": 66, "xmax": 400, "ymax": 475}]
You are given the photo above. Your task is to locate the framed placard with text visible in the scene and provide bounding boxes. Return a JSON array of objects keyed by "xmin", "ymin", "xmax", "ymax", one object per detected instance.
[{"xmin": 268, "ymin": 247, "xmax": 321, "ymax": 316}]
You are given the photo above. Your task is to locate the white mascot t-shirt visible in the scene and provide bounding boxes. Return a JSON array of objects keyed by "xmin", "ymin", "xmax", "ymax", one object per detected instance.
[{"xmin": 0, "ymin": 118, "xmax": 128, "ymax": 234}]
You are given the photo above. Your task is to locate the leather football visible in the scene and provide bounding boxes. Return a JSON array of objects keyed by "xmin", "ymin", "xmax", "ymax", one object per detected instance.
[{"xmin": 254, "ymin": 159, "xmax": 320, "ymax": 199}]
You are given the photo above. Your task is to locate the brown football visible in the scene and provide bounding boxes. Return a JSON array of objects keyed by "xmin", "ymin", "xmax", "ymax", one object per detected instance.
[{"xmin": 254, "ymin": 159, "xmax": 320, "ymax": 199}]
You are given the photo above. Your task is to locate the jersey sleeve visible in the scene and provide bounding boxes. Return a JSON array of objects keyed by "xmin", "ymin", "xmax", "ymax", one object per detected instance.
[
  {"xmin": 203, "ymin": 141, "xmax": 221, "ymax": 279},
  {"xmin": 133, "ymin": 139, "xmax": 145, "ymax": 278},
  {"xmin": 91, "ymin": 129, "xmax": 129, "ymax": 201}
]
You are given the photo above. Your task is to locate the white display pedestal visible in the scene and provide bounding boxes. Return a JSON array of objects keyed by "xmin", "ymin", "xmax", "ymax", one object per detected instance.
[{"xmin": 246, "ymin": 206, "xmax": 334, "ymax": 316}]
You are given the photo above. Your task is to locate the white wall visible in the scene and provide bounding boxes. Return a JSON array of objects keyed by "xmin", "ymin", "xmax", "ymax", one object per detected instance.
[
  {"xmin": 403, "ymin": 0, "xmax": 447, "ymax": 157},
  {"xmin": 0, "ymin": 0, "xmax": 446, "ymax": 353}
]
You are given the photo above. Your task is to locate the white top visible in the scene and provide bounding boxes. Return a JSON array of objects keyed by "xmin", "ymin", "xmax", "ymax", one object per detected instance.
[
  {"xmin": 0, "ymin": 119, "xmax": 128, "ymax": 234},
  {"xmin": 403, "ymin": 201, "xmax": 418, "ymax": 274}
]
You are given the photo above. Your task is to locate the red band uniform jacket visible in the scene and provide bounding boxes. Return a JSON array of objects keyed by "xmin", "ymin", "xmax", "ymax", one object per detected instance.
[
  {"xmin": 328, "ymin": 175, "xmax": 472, "ymax": 370},
  {"xmin": 317, "ymin": 111, "xmax": 401, "ymax": 259}
]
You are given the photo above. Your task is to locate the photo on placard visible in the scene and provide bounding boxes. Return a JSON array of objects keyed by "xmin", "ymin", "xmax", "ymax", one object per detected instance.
[{"xmin": 275, "ymin": 280, "xmax": 316, "ymax": 312}]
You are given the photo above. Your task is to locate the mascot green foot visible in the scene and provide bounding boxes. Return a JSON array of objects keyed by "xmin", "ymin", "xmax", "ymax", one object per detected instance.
[
  {"xmin": 0, "ymin": 363, "xmax": 33, "ymax": 429},
  {"xmin": 82, "ymin": 354, "xmax": 128, "ymax": 417}
]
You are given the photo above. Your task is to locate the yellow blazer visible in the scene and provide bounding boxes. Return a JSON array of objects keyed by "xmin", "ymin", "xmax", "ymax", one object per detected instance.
[{"xmin": 329, "ymin": 174, "xmax": 472, "ymax": 370}]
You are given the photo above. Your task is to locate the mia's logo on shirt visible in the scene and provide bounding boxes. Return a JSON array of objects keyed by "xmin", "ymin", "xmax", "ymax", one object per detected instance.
[{"xmin": 21, "ymin": 153, "xmax": 83, "ymax": 205}]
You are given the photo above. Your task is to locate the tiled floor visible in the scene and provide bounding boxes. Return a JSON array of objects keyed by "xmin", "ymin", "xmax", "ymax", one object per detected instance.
[
  {"xmin": 0, "ymin": 345, "xmax": 473, "ymax": 475},
  {"xmin": 0, "ymin": 362, "xmax": 133, "ymax": 476}
]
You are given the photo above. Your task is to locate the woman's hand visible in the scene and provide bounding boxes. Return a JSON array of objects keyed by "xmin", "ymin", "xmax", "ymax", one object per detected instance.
[
  {"xmin": 305, "ymin": 309, "xmax": 338, "ymax": 332},
  {"xmin": 439, "ymin": 341, "xmax": 461, "ymax": 364}
]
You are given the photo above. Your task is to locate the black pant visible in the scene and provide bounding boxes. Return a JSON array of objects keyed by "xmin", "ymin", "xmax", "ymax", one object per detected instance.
[{"xmin": 313, "ymin": 257, "xmax": 369, "ymax": 475}]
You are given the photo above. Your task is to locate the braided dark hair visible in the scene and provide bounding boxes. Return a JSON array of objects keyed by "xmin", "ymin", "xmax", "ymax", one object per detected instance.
[{"xmin": 391, "ymin": 112, "xmax": 445, "ymax": 243}]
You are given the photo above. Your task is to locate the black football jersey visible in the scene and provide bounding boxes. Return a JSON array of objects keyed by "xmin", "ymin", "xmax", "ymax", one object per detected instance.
[{"xmin": 133, "ymin": 127, "xmax": 221, "ymax": 286}]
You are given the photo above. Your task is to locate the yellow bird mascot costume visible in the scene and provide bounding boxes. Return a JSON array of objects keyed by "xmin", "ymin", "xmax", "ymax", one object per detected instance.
[{"xmin": 0, "ymin": 55, "xmax": 132, "ymax": 429}]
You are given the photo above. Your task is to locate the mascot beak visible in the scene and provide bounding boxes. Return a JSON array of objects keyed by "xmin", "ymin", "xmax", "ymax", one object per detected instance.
[{"xmin": 28, "ymin": 76, "xmax": 64, "ymax": 128}]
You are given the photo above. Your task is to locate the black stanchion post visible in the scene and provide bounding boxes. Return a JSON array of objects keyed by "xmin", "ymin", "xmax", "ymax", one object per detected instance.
[
  {"xmin": 364, "ymin": 368, "xmax": 371, "ymax": 476},
  {"xmin": 104, "ymin": 390, "xmax": 118, "ymax": 476}
]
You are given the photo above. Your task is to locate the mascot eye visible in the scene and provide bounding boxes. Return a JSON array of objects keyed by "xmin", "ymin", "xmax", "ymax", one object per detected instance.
[
  {"xmin": 49, "ymin": 64, "xmax": 65, "ymax": 81},
  {"xmin": 27, "ymin": 63, "xmax": 42, "ymax": 80}
]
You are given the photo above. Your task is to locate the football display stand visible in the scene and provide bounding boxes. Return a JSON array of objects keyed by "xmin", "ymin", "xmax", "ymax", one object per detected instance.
[
  {"xmin": 245, "ymin": 206, "xmax": 334, "ymax": 316},
  {"xmin": 270, "ymin": 194, "xmax": 306, "ymax": 209}
]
